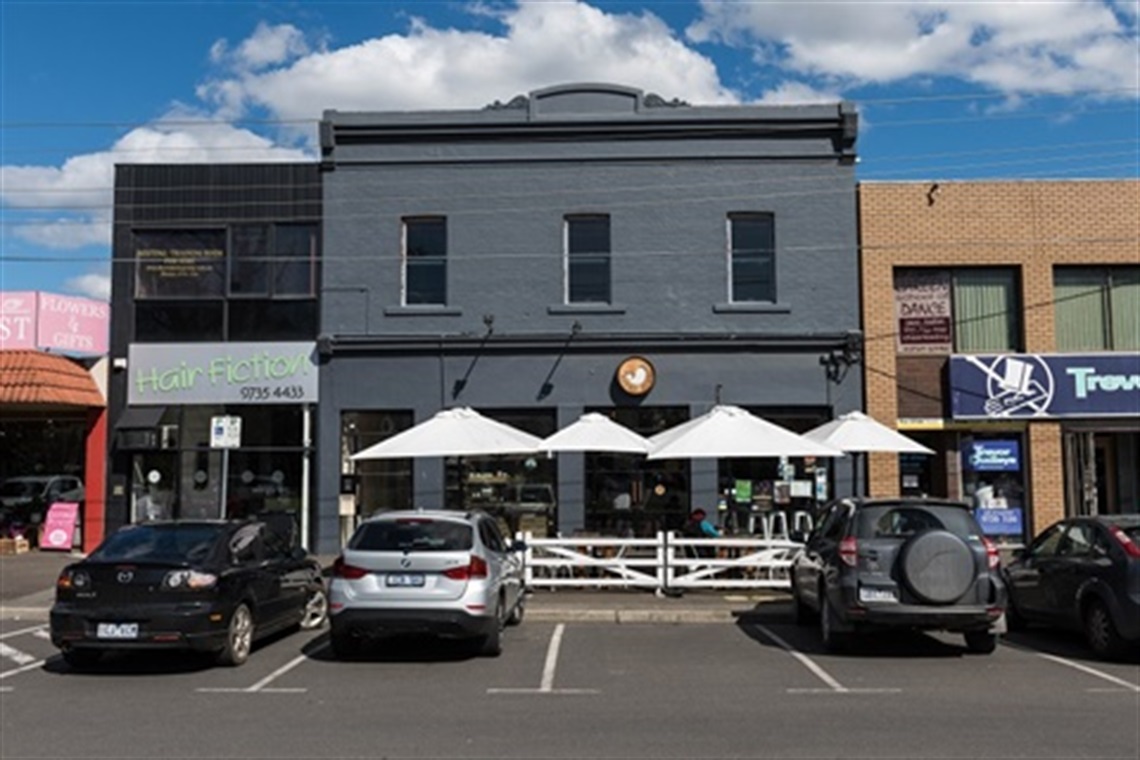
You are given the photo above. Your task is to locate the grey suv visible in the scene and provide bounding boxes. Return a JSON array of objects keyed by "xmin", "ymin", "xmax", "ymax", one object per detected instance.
[
  {"xmin": 328, "ymin": 509, "xmax": 525, "ymax": 658},
  {"xmin": 791, "ymin": 498, "xmax": 1007, "ymax": 653}
]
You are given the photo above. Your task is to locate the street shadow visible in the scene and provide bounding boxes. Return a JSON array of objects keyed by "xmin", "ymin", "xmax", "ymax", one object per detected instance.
[
  {"xmin": 1002, "ymin": 626, "xmax": 1140, "ymax": 665},
  {"xmin": 303, "ymin": 631, "xmax": 482, "ymax": 663},
  {"xmin": 733, "ymin": 600, "xmax": 979, "ymax": 659}
]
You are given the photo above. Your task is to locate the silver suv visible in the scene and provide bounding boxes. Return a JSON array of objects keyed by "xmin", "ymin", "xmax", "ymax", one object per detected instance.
[
  {"xmin": 328, "ymin": 509, "xmax": 526, "ymax": 658},
  {"xmin": 791, "ymin": 498, "xmax": 1007, "ymax": 653}
]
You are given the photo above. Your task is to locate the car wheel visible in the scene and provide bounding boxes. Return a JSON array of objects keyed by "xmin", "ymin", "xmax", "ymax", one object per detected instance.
[
  {"xmin": 216, "ymin": 603, "xmax": 253, "ymax": 667},
  {"xmin": 62, "ymin": 648, "xmax": 101, "ymax": 670},
  {"xmin": 1085, "ymin": 600, "xmax": 1129, "ymax": 661},
  {"xmin": 477, "ymin": 599, "xmax": 505, "ymax": 657},
  {"xmin": 820, "ymin": 592, "xmax": 847, "ymax": 653},
  {"xmin": 1004, "ymin": 601, "xmax": 1027, "ymax": 633},
  {"xmin": 792, "ymin": 581, "xmax": 814, "ymax": 626},
  {"xmin": 506, "ymin": 593, "xmax": 525, "ymax": 627},
  {"xmin": 964, "ymin": 630, "xmax": 998, "ymax": 654},
  {"xmin": 330, "ymin": 629, "xmax": 362, "ymax": 660},
  {"xmin": 299, "ymin": 585, "xmax": 329, "ymax": 630}
]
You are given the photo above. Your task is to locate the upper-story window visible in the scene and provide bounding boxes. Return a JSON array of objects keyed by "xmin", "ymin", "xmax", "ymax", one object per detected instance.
[
  {"xmin": 565, "ymin": 215, "xmax": 611, "ymax": 304},
  {"xmin": 403, "ymin": 217, "xmax": 447, "ymax": 306},
  {"xmin": 230, "ymin": 224, "xmax": 317, "ymax": 297},
  {"xmin": 893, "ymin": 267, "xmax": 1021, "ymax": 354},
  {"xmin": 134, "ymin": 229, "xmax": 226, "ymax": 299},
  {"xmin": 1054, "ymin": 266, "xmax": 1139, "ymax": 351},
  {"xmin": 728, "ymin": 213, "xmax": 775, "ymax": 303}
]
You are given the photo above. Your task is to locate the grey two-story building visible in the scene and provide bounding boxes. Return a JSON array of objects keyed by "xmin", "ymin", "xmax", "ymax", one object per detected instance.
[{"xmin": 317, "ymin": 83, "xmax": 862, "ymax": 551}]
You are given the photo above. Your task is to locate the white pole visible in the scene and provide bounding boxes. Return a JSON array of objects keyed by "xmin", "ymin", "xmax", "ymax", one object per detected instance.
[{"xmin": 301, "ymin": 404, "xmax": 312, "ymax": 550}]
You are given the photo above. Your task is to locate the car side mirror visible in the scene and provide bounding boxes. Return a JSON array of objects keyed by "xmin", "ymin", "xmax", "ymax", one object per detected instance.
[
  {"xmin": 291, "ymin": 546, "xmax": 308, "ymax": 562},
  {"xmin": 1010, "ymin": 547, "xmax": 1026, "ymax": 561},
  {"xmin": 510, "ymin": 540, "xmax": 527, "ymax": 553},
  {"xmin": 789, "ymin": 530, "xmax": 808, "ymax": 544}
]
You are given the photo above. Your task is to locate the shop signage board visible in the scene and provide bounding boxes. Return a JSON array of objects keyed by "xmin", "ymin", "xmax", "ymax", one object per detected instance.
[
  {"xmin": 895, "ymin": 270, "xmax": 952, "ymax": 354},
  {"xmin": 975, "ymin": 507, "xmax": 1024, "ymax": 536},
  {"xmin": 0, "ymin": 291, "xmax": 109, "ymax": 354},
  {"xmin": 950, "ymin": 353, "xmax": 1140, "ymax": 419},
  {"xmin": 40, "ymin": 502, "xmax": 80, "ymax": 551},
  {"xmin": 128, "ymin": 342, "xmax": 319, "ymax": 405},
  {"xmin": 964, "ymin": 440, "xmax": 1020, "ymax": 472}
]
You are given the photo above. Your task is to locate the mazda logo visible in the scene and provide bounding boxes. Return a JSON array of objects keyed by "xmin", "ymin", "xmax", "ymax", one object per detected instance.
[{"xmin": 117, "ymin": 571, "xmax": 134, "ymax": 584}]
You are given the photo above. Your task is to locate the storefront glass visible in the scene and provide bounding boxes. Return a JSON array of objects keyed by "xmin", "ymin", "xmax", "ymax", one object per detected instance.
[
  {"xmin": 582, "ymin": 407, "xmax": 689, "ymax": 537},
  {"xmin": 342, "ymin": 411, "xmax": 415, "ymax": 517},
  {"xmin": 961, "ymin": 433, "xmax": 1028, "ymax": 546}
]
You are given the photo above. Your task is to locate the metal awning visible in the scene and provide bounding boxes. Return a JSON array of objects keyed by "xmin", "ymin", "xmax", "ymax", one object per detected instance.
[{"xmin": 115, "ymin": 406, "xmax": 167, "ymax": 430}]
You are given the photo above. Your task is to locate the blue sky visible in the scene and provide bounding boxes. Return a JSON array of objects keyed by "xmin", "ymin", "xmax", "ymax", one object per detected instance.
[{"xmin": 2, "ymin": 0, "xmax": 1137, "ymax": 301}]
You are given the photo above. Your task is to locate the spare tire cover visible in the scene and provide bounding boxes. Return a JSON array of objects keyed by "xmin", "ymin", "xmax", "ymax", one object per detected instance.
[{"xmin": 899, "ymin": 530, "xmax": 974, "ymax": 605}]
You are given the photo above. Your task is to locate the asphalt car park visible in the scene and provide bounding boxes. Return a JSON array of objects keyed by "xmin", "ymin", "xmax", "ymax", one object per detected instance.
[{"xmin": 3, "ymin": 600, "xmax": 1138, "ymax": 758}]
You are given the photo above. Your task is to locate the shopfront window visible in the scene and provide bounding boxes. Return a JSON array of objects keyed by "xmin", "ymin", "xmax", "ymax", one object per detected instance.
[
  {"xmin": 343, "ymin": 411, "xmax": 414, "ymax": 517},
  {"xmin": 961, "ymin": 434, "xmax": 1028, "ymax": 545},
  {"xmin": 583, "ymin": 407, "xmax": 689, "ymax": 537},
  {"xmin": 445, "ymin": 409, "xmax": 557, "ymax": 536}
]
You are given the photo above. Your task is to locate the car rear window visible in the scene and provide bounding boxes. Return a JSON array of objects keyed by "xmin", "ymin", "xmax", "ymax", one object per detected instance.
[
  {"xmin": 90, "ymin": 524, "xmax": 224, "ymax": 563},
  {"xmin": 856, "ymin": 504, "xmax": 980, "ymax": 539},
  {"xmin": 350, "ymin": 519, "xmax": 474, "ymax": 552}
]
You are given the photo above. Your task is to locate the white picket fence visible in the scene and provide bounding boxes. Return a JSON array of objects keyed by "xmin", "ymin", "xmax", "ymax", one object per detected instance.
[{"xmin": 517, "ymin": 531, "xmax": 803, "ymax": 591}]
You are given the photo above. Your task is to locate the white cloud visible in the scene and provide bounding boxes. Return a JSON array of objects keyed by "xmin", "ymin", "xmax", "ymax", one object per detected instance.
[
  {"xmin": 0, "ymin": 118, "xmax": 309, "ymax": 250},
  {"xmin": 688, "ymin": 0, "xmax": 1139, "ymax": 97},
  {"xmin": 65, "ymin": 272, "xmax": 112, "ymax": 301},
  {"xmin": 755, "ymin": 81, "xmax": 841, "ymax": 106},
  {"xmin": 197, "ymin": 1, "xmax": 737, "ymax": 122}
]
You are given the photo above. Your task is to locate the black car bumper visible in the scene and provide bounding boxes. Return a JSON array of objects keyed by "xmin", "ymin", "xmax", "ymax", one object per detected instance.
[
  {"xmin": 330, "ymin": 608, "xmax": 495, "ymax": 641},
  {"xmin": 51, "ymin": 601, "xmax": 232, "ymax": 653},
  {"xmin": 834, "ymin": 599, "xmax": 1005, "ymax": 632}
]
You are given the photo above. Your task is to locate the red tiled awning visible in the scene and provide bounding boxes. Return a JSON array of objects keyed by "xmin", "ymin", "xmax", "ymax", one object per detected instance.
[{"xmin": 0, "ymin": 350, "xmax": 105, "ymax": 408}]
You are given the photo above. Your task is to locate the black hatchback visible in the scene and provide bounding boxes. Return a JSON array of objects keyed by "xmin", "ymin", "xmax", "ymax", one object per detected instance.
[
  {"xmin": 1004, "ymin": 515, "xmax": 1140, "ymax": 660},
  {"xmin": 51, "ymin": 519, "xmax": 328, "ymax": 668},
  {"xmin": 791, "ymin": 498, "xmax": 1007, "ymax": 653}
]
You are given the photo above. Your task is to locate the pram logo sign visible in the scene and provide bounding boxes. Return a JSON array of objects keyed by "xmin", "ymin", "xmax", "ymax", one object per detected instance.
[{"xmin": 969, "ymin": 354, "xmax": 1055, "ymax": 418}]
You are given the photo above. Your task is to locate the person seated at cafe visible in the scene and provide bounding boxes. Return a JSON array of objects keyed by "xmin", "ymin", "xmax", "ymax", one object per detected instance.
[{"xmin": 682, "ymin": 508, "xmax": 721, "ymax": 558}]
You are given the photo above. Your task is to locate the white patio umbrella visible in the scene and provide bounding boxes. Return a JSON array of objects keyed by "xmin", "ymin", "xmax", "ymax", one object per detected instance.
[
  {"xmin": 350, "ymin": 406, "xmax": 541, "ymax": 460},
  {"xmin": 538, "ymin": 413, "xmax": 651, "ymax": 454},
  {"xmin": 646, "ymin": 405, "xmax": 844, "ymax": 460},
  {"xmin": 803, "ymin": 411, "xmax": 932, "ymax": 496},
  {"xmin": 802, "ymin": 411, "xmax": 934, "ymax": 455}
]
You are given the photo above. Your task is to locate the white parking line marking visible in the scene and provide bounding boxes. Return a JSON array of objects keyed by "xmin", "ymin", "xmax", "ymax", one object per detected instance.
[
  {"xmin": 0, "ymin": 624, "xmax": 47, "ymax": 641},
  {"xmin": 0, "ymin": 643, "xmax": 37, "ymax": 666},
  {"xmin": 750, "ymin": 624, "xmax": 901, "ymax": 695},
  {"xmin": 1035, "ymin": 652, "xmax": 1140, "ymax": 693},
  {"xmin": 195, "ymin": 642, "xmax": 327, "ymax": 694},
  {"xmin": 540, "ymin": 623, "xmax": 565, "ymax": 691},
  {"xmin": 0, "ymin": 659, "xmax": 46, "ymax": 680},
  {"xmin": 32, "ymin": 629, "xmax": 50, "ymax": 640},
  {"xmin": 487, "ymin": 624, "xmax": 599, "ymax": 695}
]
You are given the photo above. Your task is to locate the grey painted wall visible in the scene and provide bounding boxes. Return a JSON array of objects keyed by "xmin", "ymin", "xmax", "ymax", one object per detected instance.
[{"xmin": 315, "ymin": 84, "xmax": 861, "ymax": 552}]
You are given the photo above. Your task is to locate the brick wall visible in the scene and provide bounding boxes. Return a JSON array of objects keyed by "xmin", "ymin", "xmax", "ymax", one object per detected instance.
[{"xmin": 860, "ymin": 180, "xmax": 1140, "ymax": 535}]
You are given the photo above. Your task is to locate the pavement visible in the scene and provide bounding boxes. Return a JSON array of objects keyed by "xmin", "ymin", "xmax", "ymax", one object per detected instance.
[{"xmin": 0, "ymin": 548, "xmax": 789, "ymax": 624}]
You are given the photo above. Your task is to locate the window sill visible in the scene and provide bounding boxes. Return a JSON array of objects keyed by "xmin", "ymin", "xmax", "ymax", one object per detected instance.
[
  {"xmin": 547, "ymin": 304, "xmax": 628, "ymax": 315},
  {"xmin": 713, "ymin": 302, "xmax": 791, "ymax": 314},
  {"xmin": 383, "ymin": 306, "xmax": 464, "ymax": 317}
]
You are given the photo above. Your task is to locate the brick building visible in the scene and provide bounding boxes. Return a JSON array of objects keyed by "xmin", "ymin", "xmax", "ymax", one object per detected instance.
[{"xmin": 861, "ymin": 180, "xmax": 1139, "ymax": 543}]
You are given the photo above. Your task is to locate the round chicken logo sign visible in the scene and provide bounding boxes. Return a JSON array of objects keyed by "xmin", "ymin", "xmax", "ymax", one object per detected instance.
[{"xmin": 616, "ymin": 356, "xmax": 655, "ymax": 396}]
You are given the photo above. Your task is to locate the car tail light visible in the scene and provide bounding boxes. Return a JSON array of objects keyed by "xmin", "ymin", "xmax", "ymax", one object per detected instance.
[
  {"xmin": 1109, "ymin": 525, "xmax": 1140, "ymax": 559},
  {"xmin": 332, "ymin": 556, "xmax": 368, "ymax": 580},
  {"xmin": 443, "ymin": 555, "xmax": 489, "ymax": 580},
  {"xmin": 838, "ymin": 537, "xmax": 858, "ymax": 567},
  {"xmin": 56, "ymin": 569, "xmax": 89, "ymax": 591},
  {"xmin": 162, "ymin": 570, "xmax": 218, "ymax": 590},
  {"xmin": 982, "ymin": 537, "xmax": 1001, "ymax": 570}
]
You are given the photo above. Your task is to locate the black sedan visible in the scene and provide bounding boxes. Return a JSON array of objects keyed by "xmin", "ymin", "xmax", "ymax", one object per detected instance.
[
  {"xmin": 51, "ymin": 519, "xmax": 328, "ymax": 668},
  {"xmin": 1004, "ymin": 515, "xmax": 1140, "ymax": 660}
]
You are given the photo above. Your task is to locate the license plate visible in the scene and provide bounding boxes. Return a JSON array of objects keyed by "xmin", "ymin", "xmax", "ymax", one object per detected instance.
[
  {"xmin": 859, "ymin": 587, "xmax": 898, "ymax": 603},
  {"xmin": 386, "ymin": 574, "xmax": 425, "ymax": 587},
  {"xmin": 96, "ymin": 622, "xmax": 139, "ymax": 639}
]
